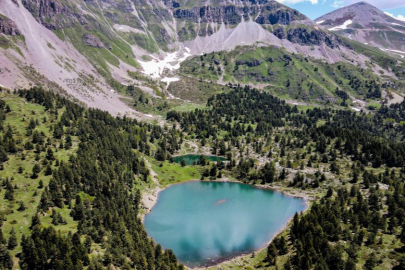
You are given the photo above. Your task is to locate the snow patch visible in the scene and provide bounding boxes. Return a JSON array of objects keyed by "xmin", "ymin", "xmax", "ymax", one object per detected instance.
[
  {"xmin": 161, "ymin": 77, "xmax": 180, "ymax": 83},
  {"xmin": 380, "ymin": 48, "xmax": 405, "ymax": 58},
  {"xmin": 138, "ymin": 48, "xmax": 191, "ymax": 79},
  {"xmin": 391, "ymin": 23, "xmax": 404, "ymax": 26},
  {"xmin": 316, "ymin": 20, "xmax": 325, "ymax": 24},
  {"xmin": 351, "ymin": 107, "xmax": 361, "ymax": 112},
  {"xmin": 387, "ymin": 49, "xmax": 405, "ymax": 54},
  {"xmin": 330, "ymin": 20, "xmax": 353, "ymax": 31}
]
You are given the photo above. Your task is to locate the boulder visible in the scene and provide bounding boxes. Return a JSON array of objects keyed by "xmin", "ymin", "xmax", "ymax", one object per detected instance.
[
  {"xmin": 0, "ymin": 17, "xmax": 21, "ymax": 36},
  {"xmin": 82, "ymin": 34, "xmax": 104, "ymax": 48}
]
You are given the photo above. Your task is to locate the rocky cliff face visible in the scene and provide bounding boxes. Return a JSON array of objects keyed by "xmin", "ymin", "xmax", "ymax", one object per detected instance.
[
  {"xmin": 173, "ymin": 5, "xmax": 243, "ymax": 24},
  {"xmin": 21, "ymin": 0, "xmax": 86, "ymax": 30},
  {"xmin": 0, "ymin": 0, "xmax": 397, "ymax": 118},
  {"xmin": 17, "ymin": 0, "xmax": 350, "ymax": 52},
  {"xmin": 172, "ymin": 0, "xmax": 305, "ymax": 26},
  {"xmin": 273, "ymin": 27, "xmax": 348, "ymax": 49},
  {"xmin": 170, "ymin": 0, "xmax": 348, "ymax": 51},
  {"xmin": 255, "ymin": 1, "xmax": 305, "ymax": 25},
  {"xmin": 0, "ymin": 16, "xmax": 20, "ymax": 35}
]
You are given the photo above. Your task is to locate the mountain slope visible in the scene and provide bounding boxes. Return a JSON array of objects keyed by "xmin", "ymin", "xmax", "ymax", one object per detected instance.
[
  {"xmin": 316, "ymin": 1, "xmax": 405, "ymax": 58},
  {"xmin": 0, "ymin": 0, "xmax": 402, "ymax": 116},
  {"xmin": 0, "ymin": 0, "xmax": 138, "ymax": 116},
  {"xmin": 178, "ymin": 45, "xmax": 390, "ymax": 107}
]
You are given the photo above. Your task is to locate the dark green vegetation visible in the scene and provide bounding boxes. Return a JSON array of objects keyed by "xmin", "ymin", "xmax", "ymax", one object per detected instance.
[
  {"xmin": 125, "ymin": 77, "xmax": 230, "ymax": 117},
  {"xmin": 2, "ymin": 81, "xmax": 405, "ymax": 269},
  {"xmin": 173, "ymin": 154, "xmax": 227, "ymax": 166},
  {"xmin": 0, "ymin": 87, "xmax": 184, "ymax": 269},
  {"xmin": 179, "ymin": 46, "xmax": 397, "ymax": 105},
  {"xmin": 347, "ymin": 39, "xmax": 405, "ymax": 80},
  {"xmin": 166, "ymin": 85, "xmax": 405, "ymax": 269}
]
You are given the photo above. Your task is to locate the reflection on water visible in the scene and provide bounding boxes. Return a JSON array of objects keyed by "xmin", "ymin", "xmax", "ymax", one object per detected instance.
[
  {"xmin": 144, "ymin": 181, "xmax": 307, "ymax": 267},
  {"xmin": 215, "ymin": 199, "xmax": 226, "ymax": 205}
]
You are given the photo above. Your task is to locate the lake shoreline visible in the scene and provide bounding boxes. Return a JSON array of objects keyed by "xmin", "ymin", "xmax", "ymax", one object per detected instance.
[
  {"xmin": 140, "ymin": 177, "xmax": 311, "ymax": 269},
  {"xmin": 194, "ymin": 213, "xmax": 301, "ymax": 269}
]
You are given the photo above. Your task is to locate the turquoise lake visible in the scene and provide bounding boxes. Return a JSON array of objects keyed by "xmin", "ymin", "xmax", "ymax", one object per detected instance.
[
  {"xmin": 144, "ymin": 181, "xmax": 307, "ymax": 267},
  {"xmin": 173, "ymin": 154, "xmax": 227, "ymax": 166}
]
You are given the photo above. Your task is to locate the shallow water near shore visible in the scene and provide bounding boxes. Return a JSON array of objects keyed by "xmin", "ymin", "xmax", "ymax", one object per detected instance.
[{"xmin": 144, "ymin": 181, "xmax": 307, "ymax": 267}]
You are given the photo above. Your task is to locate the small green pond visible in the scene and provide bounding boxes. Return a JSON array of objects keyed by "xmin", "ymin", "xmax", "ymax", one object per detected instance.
[{"xmin": 173, "ymin": 154, "xmax": 227, "ymax": 166}]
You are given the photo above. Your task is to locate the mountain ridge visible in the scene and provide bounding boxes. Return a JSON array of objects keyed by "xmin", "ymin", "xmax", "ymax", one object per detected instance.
[
  {"xmin": 0, "ymin": 0, "xmax": 403, "ymax": 116},
  {"xmin": 316, "ymin": 1, "xmax": 405, "ymax": 58}
]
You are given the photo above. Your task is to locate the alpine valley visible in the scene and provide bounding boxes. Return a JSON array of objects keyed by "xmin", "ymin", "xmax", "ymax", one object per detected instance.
[{"xmin": 1, "ymin": 0, "xmax": 405, "ymax": 269}]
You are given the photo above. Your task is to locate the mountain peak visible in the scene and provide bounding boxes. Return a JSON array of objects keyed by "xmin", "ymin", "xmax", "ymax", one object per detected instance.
[
  {"xmin": 346, "ymin": 1, "xmax": 383, "ymax": 12},
  {"xmin": 316, "ymin": 0, "xmax": 395, "ymax": 24},
  {"xmin": 351, "ymin": 1, "xmax": 374, "ymax": 6},
  {"xmin": 315, "ymin": 0, "xmax": 405, "ymax": 57},
  {"xmin": 317, "ymin": 1, "xmax": 383, "ymax": 21}
]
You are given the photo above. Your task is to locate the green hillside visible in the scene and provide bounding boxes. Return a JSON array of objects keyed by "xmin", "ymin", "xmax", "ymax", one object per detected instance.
[{"xmin": 179, "ymin": 46, "xmax": 396, "ymax": 106}]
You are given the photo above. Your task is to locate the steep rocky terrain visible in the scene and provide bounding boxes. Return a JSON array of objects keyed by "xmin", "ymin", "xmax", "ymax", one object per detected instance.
[
  {"xmin": 316, "ymin": 1, "xmax": 405, "ymax": 58},
  {"xmin": 0, "ymin": 0, "xmax": 402, "ymax": 115},
  {"xmin": 0, "ymin": 0, "xmax": 138, "ymax": 117},
  {"xmin": 0, "ymin": 15, "xmax": 20, "ymax": 35}
]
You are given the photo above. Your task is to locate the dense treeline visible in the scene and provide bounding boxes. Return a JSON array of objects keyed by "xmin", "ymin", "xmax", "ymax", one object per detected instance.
[
  {"xmin": 167, "ymin": 86, "xmax": 405, "ymax": 170},
  {"xmin": 167, "ymin": 88, "xmax": 295, "ymax": 138},
  {"xmin": 167, "ymin": 85, "xmax": 405, "ymax": 268},
  {"xmin": 20, "ymin": 227, "xmax": 89, "ymax": 270},
  {"xmin": 284, "ymin": 184, "xmax": 391, "ymax": 269},
  {"xmin": 2, "ymin": 88, "xmax": 184, "ymax": 270},
  {"xmin": 2, "ymin": 84, "xmax": 405, "ymax": 269},
  {"xmin": 267, "ymin": 164, "xmax": 405, "ymax": 270}
]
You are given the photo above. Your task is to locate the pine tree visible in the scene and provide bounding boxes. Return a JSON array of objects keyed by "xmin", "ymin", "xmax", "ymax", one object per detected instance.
[
  {"xmin": 31, "ymin": 164, "xmax": 41, "ymax": 179},
  {"xmin": 284, "ymin": 258, "xmax": 292, "ymax": 270},
  {"xmin": 46, "ymin": 147, "xmax": 54, "ymax": 160},
  {"xmin": 44, "ymin": 165, "xmax": 52, "ymax": 176},
  {"xmin": 0, "ymin": 245, "xmax": 13, "ymax": 270},
  {"xmin": 17, "ymin": 201, "xmax": 26, "ymax": 211},
  {"xmin": 71, "ymin": 195, "xmax": 84, "ymax": 221},
  {"xmin": 30, "ymin": 214, "xmax": 41, "ymax": 229},
  {"xmin": 364, "ymin": 253, "xmax": 377, "ymax": 270},
  {"xmin": 7, "ymin": 228, "xmax": 17, "ymax": 250},
  {"xmin": 266, "ymin": 243, "xmax": 277, "ymax": 265},
  {"xmin": 4, "ymin": 185, "xmax": 14, "ymax": 201},
  {"xmin": 0, "ymin": 228, "xmax": 5, "ymax": 245}
]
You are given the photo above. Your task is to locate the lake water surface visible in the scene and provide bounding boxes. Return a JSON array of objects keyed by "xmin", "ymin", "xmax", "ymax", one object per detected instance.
[{"xmin": 144, "ymin": 181, "xmax": 307, "ymax": 267}]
